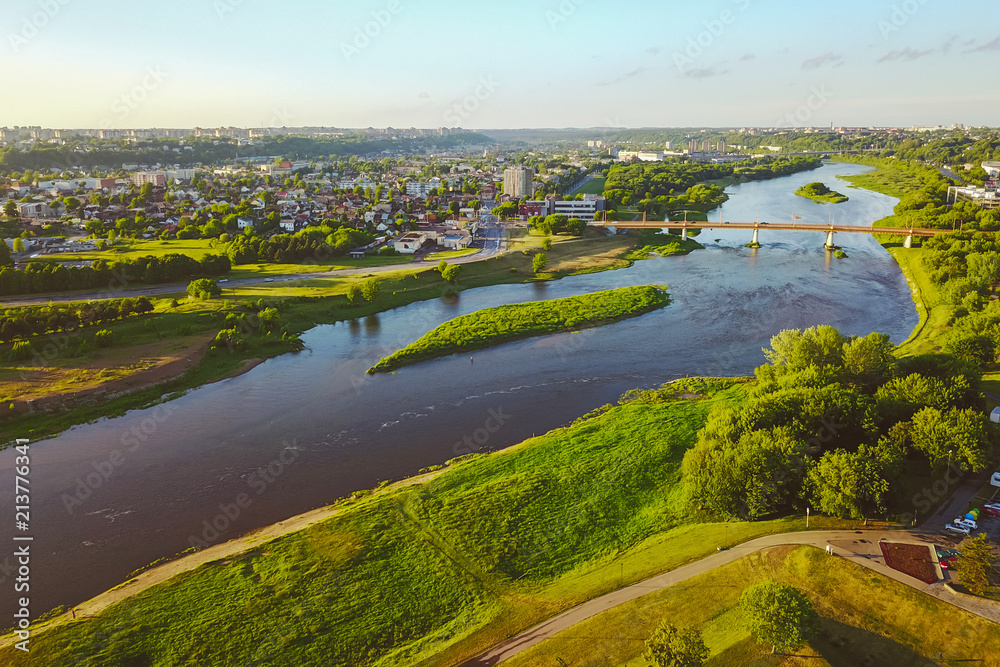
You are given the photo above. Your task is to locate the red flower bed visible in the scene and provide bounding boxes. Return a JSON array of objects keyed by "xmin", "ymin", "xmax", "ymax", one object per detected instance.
[{"xmin": 879, "ymin": 542, "xmax": 938, "ymax": 584}]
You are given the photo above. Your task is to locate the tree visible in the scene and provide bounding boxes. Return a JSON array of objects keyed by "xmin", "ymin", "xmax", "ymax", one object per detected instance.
[
  {"xmin": 187, "ymin": 278, "xmax": 220, "ymax": 300},
  {"xmin": 909, "ymin": 406, "xmax": 991, "ymax": 472},
  {"xmin": 805, "ymin": 447, "xmax": 890, "ymax": 519},
  {"xmin": 3, "ymin": 200, "xmax": 17, "ymax": 219},
  {"xmin": 442, "ymin": 264, "xmax": 460, "ymax": 283},
  {"xmin": 107, "ymin": 229, "xmax": 117, "ymax": 244},
  {"xmin": 12, "ymin": 238, "xmax": 25, "ymax": 253},
  {"xmin": 957, "ymin": 534, "xmax": 998, "ymax": 596},
  {"xmin": 643, "ymin": 621, "xmax": 709, "ymax": 667},
  {"xmin": 541, "ymin": 237, "xmax": 552, "ymax": 251},
  {"xmin": 437, "ymin": 259, "xmax": 448, "ymax": 275},
  {"xmin": 533, "ymin": 252, "xmax": 548, "ymax": 274},
  {"xmin": 740, "ymin": 581, "xmax": 818, "ymax": 654},
  {"xmin": 0, "ymin": 238, "xmax": 11, "ymax": 266},
  {"xmin": 361, "ymin": 277, "xmax": 381, "ymax": 302},
  {"xmin": 346, "ymin": 283, "xmax": 363, "ymax": 303},
  {"xmin": 763, "ymin": 326, "xmax": 847, "ymax": 371},
  {"xmin": 842, "ymin": 332, "xmax": 895, "ymax": 389}
]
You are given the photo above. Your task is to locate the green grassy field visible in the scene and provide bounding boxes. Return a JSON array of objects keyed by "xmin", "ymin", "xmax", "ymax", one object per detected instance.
[
  {"xmin": 2, "ymin": 379, "xmax": 865, "ymax": 666},
  {"xmin": 502, "ymin": 545, "xmax": 1000, "ymax": 666},
  {"xmin": 368, "ymin": 285, "xmax": 670, "ymax": 373},
  {"xmin": 424, "ymin": 248, "xmax": 480, "ymax": 261},
  {"xmin": 574, "ymin": 176, "xmax": 607, "ymax": 195}
]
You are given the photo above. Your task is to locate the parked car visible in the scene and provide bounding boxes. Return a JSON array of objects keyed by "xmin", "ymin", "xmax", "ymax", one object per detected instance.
[
  {"xmin": 218, "ymin": 278, "xmax": 229, "ymax": 283},
  {"xmin": 983, "ymin": 506, "xmax": 1000, "ymax": 517},
  {"xmin": 945, "ymin": 523, "xmax": 971, "ymax": 535},
  {"xmin": 264, "ymin": 278, "xmax": 274, "ymax": 282},
  {"xmin": 984, "ymin": 502, "xmax": 1000, "ymax": 511},
  {"xmin": 953, "ymin": 517, "xmax": 977, "ymax": 530}
]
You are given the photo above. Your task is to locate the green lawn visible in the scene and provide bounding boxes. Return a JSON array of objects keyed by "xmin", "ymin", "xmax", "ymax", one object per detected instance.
[
  {"xmin": 424, "ymin": 248, "xmax": 480, "ymax": 261},
  {"xmin": 574, "ymin": 176, "xmax": 607, "ymax": 195},
  {"xmin": 368, "ymin": 285, "xmax": 670, "ymax": 373},
  {"xmin": 502, "ymin": 545, "xmax": 1000, "ymax": 666},
  {"xmin": 2, "ymin": 379, "xmax": 868, "ymax": 667}
]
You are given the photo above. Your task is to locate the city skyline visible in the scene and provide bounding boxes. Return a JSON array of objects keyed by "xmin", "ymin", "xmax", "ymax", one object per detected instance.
[{"xmin": 3, "ymin": 0, "xmax": 1000, "ymax": 130}]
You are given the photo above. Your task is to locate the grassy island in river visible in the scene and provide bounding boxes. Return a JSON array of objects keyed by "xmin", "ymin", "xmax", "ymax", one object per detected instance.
[
  {"xmin": 795, "ymin": 181, "xmax": 849, "ymax": 204},
  {"xmin": 368, "ymin": 285, "xmax": 669, "ymax": 373}
]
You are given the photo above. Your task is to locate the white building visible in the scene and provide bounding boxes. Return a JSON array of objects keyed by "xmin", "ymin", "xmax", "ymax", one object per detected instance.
[
  {"xmin": 552, "ymin": 195, "xmax": 605, "ymax": 219},
  {"xmin": 237, "ymin": 217, "xmax": 255, "ymax": 229},
  {"xmin": 132, "ymin": 171, "xmax": 167, "ymax": 187},
  {"xmin": 405, "ymin": 181, "xmax": 438, "ymax": 197},
  {"xmin": 983, "ymin": 162, "xmax": 1000, "ymax": 178},
  {"xmin": 17, "ymin": 202, "xmax": 51, "ymax": 218},
  {"xmin": 619, "ymin": 151, "xmax": 664, "ymax": 162}
]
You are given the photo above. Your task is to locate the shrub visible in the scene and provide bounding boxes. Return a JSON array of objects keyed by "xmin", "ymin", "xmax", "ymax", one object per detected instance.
[
  {"xmin": 7, "ymin": 340, "xmax": 32, "ymax": 361},
  {"xmin": 94, "ymin": 329, "xmax": 114, "ymax": 348},
  {"xmin": 187, "ymin": 279, "xmax": 221, "ymax": 300}
]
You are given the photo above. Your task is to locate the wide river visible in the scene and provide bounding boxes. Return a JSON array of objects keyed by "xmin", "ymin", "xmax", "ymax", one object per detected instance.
[{"xmin": 0, "ymin": 162, "xmax": 919, "ymax": 617}]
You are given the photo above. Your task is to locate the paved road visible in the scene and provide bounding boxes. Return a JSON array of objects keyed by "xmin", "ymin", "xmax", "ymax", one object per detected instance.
[{"xmin": 458, "ymin": 528, "xmax": 1000, "ymax": 666}]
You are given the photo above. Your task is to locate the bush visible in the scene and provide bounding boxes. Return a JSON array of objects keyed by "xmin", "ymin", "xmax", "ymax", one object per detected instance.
[
  {"xmin": 94, "ymin": 329, "xmax": 114, "ymax": 348},
  {"xmin": 361, "ymin": 278, "xmax": 381, "ymax": 302},
  {"xmin": 7, "ymin": 340, "xmax": 32, "ymax": 361},
  {"xmin": 346, "ymin": 284, "xmax": 363, "ymax": 303},
  {"xmin": 187, "ymin": 278, "xmax": 221, "ymax": 300}
]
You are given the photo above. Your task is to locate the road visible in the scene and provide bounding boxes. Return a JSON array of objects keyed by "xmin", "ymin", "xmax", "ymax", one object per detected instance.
[
  {"xmin": 459, "ymin": 528, "xmax": 1000, "ymax": 666},
  {"xmin": 0, "ymin": 233, "xmax": 510, "ymax": 308}
]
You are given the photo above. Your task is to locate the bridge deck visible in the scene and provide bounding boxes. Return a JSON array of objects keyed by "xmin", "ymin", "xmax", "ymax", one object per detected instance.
[{"xmin": 594, "ymin": 221, "xmax": 939, "ymax": 236}]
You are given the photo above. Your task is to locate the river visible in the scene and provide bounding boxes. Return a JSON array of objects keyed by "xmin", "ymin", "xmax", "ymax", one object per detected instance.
[{"xmin": 0, "ymin": 162, "xmax": 919, "ymax": 617}]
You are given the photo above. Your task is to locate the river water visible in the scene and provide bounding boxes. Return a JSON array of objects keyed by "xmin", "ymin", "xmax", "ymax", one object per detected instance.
[{"xmin": 0, "ymin": 162, "xmax": 919, "ymax": 617}]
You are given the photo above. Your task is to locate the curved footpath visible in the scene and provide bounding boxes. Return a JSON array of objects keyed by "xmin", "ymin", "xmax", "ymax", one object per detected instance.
[{"xmin": 458, "ymin": 529, "xmax": 1000, "ymax": 667}]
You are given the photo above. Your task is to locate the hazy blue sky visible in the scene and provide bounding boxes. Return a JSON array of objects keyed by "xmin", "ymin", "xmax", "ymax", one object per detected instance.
[{"xmin": 4, "ymin": 0, "xmax": 998, "ymax": 129}]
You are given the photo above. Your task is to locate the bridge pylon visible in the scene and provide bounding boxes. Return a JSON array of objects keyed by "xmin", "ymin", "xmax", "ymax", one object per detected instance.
[
  {"xmin": 824, "ymin": 230, "xmax": 836, "ymax": 250},
  {"xmin": 751, "ymin": 228, "xmax": 759, "ymax": 246},
  {"xmin": 903, "ymin": 234, "xmax": 913, "ymax": 249}
]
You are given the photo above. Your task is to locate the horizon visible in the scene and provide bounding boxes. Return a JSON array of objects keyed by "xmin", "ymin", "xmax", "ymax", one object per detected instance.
[{"xmin": 4, "ymin": 0, "xmax": 999, "ymax": 129}]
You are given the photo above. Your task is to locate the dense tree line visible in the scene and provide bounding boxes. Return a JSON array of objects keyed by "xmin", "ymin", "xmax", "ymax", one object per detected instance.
[
  {"xmin": 0, "ymin": 297, "xmax": 154, "ymax": 342},
  {"xmin": 0, "ymin": 253, "xmax": 230, "ymax": 297},
  {"xmin": 681, "ymin": 325, "xmax": 991, "ymax": 522},
  {"xmin": 225, "ymin": 225, "xmax": 373, "ymax": 264},
  {"xmin": 603, "ymin": 156, "xmax": 821, "ymax": 206}
]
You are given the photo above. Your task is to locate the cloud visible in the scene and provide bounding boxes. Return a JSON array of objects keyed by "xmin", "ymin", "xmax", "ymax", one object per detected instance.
[
  {"xmin": 972, "ymin": 35, "xmax": 1000, "ymax": 51},
  {"xmin": 684, "ymin": 67, "xmax": 726, "ymax": 79},
  {"xmin": 598, "ymin": 67, "xmax": 645, "ymax": 86},
  {"xmin": 802, "ymin": 52, "xmax": 843, "ymax": 70},
  {"xmin": 646, "ymin": 47, "xmax": 661, "ymax": 56},
  {"xmin": 940, "ymin": 34, "xmax": 960, "ymax": 54},
  {"xmin": 740, "ymin": 53, "xmax": 756, "ymax": 61},
  {"xmin": 877, "ymin": 47, "xmax": 934, "ymax": 63}
]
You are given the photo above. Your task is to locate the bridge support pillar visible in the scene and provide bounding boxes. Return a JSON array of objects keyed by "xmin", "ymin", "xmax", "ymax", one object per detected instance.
[
  {"xmin": 681, "ymin": 228, "xmax": 688, "ymax": 241},
  {"xmin": 825, "ymin": 231, "xmax": 836, "ymax": 250},
  {"xmin": 751, "ymin": 228, "xmax": 759, "ymax": 245},
  {"xmin": 606, "ymin": 225, "xmax": 617, "ymax": 235},
  {"xmin": 903, "ymin": 235, "xmax": 913, "ymax": 249}
]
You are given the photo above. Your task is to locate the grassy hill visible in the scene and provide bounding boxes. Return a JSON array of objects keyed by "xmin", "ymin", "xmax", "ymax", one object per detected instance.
[{"xmin": 1, "ymin": 378, "xmax": 859, "ymax": 667}]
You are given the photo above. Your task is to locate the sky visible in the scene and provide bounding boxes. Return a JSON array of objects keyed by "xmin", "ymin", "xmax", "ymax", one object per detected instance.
[{"xmin": 3, "ymin": 0, "xmax": 999, "ymax": 130}]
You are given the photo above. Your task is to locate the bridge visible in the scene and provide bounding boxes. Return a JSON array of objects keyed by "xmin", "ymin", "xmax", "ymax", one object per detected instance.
[{"xmin": 593, "ymin": 218, "xmax": 942, "ymax": 249}]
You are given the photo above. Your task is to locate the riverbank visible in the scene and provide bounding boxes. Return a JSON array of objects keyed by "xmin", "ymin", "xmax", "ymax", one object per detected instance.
[
  {"xmin": 367, "ymin": 285, "xmax": 670, "ymax": 373},
  {"xmin": 831, "ymin": 157, "xmax": 953, "ymax": 356},
  {"xmin": 0, "ymin": 377, "xmax": 861, "ymax": 666},
  {"xmin": 0, "ymin": 228, "xmax": 637, "ymax": 444}
]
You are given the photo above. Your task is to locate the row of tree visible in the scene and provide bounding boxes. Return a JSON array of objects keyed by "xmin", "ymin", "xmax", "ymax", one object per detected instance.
[
  {"xmin": 224, "ymin": 226, "xmax": 374, "ymax": 264},
  {"xmin": 0, "ymin": 297, "xmax": 154, "ymax": 343},
  {"xmin": 0, "ymin": 253, "xmax": 230, "ymax": 297}
]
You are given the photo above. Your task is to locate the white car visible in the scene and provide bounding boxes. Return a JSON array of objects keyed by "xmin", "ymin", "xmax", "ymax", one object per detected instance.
[
  {"xmin": 984, "ymin": 502, "xmax": 1000, "ymax": 511},
  {"xmin": 953, "ymin": 517, "xmax": 978, "ymax": 530},
  {"xmin": 944, "ymin": 523, "xmax": 971, "ymax": 535}
]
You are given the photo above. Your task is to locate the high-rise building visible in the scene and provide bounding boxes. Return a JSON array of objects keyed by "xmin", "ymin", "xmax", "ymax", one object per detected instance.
[
  {"xmin": 688, "ymin": 139, "xmax": 698, "ymax": 154},
  {"xmin": 503, "ymin": 166, "xmax": 534, "ymax": 198},
  {"xmin": 702, "ymin": 140, "xmax": 712, "ymax": 152},
  {"xmin": 717, "ymin": 139, "xmax": 727, "ymax": 154}
]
